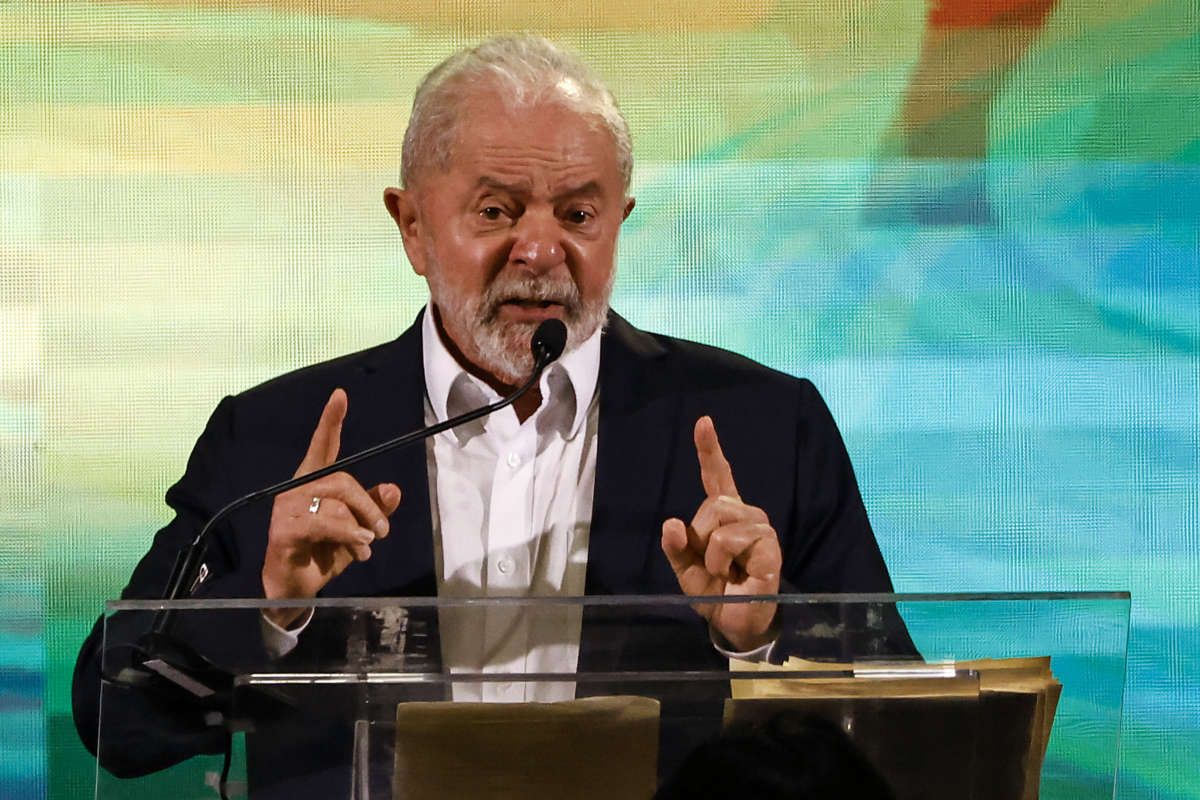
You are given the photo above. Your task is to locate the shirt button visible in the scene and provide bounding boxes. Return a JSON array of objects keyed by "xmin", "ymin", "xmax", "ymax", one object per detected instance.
[
  {"xmin": 497, "ymin": 556, "xmax": 515, "ymax": 575},
  {"xmin": 506, "ymin": 452, "xmax": 521, "ymax": 468}
]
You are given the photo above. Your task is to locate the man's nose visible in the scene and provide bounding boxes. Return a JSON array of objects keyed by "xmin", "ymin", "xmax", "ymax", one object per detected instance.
[{"xmin": 509, "ymin": 211, "xmax": 564, "ymax": 272}]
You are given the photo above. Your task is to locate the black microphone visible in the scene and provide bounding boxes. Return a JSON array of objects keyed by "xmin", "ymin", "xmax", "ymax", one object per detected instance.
[
  {"xmin": 530, "ymin": 315, "xmax": 567, "ymax": 365},
  {"xmin": 135, "ymin": 318, "xmax": 569, "ymax": 694}
]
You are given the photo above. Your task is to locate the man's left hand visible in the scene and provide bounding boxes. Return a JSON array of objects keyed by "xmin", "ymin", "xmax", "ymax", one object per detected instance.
[{"xmin": 661, "ymin": 416, "xmax": 782, "ymax": 652}]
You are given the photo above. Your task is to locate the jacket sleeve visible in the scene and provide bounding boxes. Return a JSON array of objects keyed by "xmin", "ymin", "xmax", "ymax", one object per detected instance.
[
  {"xmin": 72, "ymin": 395, "xmax": 271, "ymax": 778},
  {"xmin": 773, "ymin": 380, "xmax": 918, "ymax": 663}
]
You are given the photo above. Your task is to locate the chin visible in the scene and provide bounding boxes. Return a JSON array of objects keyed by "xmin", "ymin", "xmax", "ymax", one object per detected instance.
[{"xmin": 472, "ymin": 325, "xmax": 538, "ymax": 384}]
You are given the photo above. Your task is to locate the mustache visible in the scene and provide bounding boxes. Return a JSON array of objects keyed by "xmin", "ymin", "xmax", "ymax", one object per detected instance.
[{"xmin": 480, "ymin": 275, "xmax": 582, "ymax": 321}]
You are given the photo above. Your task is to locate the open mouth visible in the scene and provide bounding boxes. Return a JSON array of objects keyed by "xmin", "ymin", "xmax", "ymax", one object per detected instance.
[
  {"xmin": 494, "ymin": 298, "xmax": 568, "ymax": 322},
  {"xmin": 505, "ymin": 299, "xmax": 561, "ymax": 308}
]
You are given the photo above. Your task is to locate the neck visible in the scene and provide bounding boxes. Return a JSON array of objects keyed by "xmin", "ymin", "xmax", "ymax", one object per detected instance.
[{"xmin": 431, "ymin": 305, "xmax": 543, "ymax": 423}]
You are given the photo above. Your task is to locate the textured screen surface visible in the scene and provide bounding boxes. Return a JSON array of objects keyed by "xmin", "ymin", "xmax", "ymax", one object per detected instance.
[{"xmin": 1, "ymin": 1, "xmax": 1198, "ymax": 798}]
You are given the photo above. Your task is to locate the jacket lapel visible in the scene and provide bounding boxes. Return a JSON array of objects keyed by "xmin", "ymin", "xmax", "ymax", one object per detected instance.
[
  {"xmin": 586, "ymin": 312, "xmax": 681, "ymax": 596},
  {"xmin": 327, "ymin": 312, "xmax": 437, "ymax": 597}
]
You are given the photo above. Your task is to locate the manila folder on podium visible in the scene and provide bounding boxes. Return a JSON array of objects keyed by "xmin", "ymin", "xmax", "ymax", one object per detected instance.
[{"xmin": 727, "ymin": 656, "xmax": 1062, "ymax": 800}]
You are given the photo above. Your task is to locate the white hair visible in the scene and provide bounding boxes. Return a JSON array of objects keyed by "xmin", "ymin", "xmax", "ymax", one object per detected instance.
[{"xmin": 401, "ymin": 35, "xmax": 633, "ymax": 190}]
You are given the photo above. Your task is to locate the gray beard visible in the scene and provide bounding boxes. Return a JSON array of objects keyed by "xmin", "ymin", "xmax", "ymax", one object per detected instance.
[{"xmin": 427, "ymin": 268, "xmax": 613, "ymax": 384}]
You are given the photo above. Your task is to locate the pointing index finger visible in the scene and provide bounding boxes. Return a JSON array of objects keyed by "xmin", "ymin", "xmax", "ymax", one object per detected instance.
[
  {"xmin": 694, "ymin": 415, "xmax": 739, "ymax": 500},
  {"xmin": 295, "ymin": 388, "xmax": 347, "ymax": 478}
]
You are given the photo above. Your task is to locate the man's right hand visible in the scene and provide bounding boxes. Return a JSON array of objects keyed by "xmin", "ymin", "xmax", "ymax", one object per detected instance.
[{"xmin": 261, "ymin": 388, "xmax": 401, "ymax": 628}]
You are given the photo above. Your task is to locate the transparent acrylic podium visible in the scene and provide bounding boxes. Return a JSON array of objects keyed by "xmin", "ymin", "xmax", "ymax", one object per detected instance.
[{"xmin": 94, "ymin": 593, "xmax": 1128, "ymax": 799}]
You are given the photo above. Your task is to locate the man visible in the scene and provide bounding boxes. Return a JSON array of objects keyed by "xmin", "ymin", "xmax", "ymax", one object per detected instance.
[{"xmin": 74, "ymin": 35, "xmax": 901, "ymax": 792}]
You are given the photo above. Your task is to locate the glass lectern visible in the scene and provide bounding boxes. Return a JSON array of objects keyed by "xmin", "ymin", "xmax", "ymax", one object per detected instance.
[{"xmin": 93, "ymin": 592, "xmax": 1128, "ymax": 799}]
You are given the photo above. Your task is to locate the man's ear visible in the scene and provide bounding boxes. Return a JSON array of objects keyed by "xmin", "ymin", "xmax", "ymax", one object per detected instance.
[
  {"xmin": 621, "ymin": 196, "xmax": 636, "ymax": 222},
  {"xmin": 383, "ymin": 186, "xmax": 427, "ymax": 276}
]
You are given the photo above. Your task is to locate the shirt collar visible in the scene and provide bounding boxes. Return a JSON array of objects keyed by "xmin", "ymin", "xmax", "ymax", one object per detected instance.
[{"xmin": 421, "ymin": 302, "xmax": 601, "ymax": 438}]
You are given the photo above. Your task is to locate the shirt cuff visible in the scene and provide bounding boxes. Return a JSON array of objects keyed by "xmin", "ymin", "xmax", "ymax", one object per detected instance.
[
  {"xmin": 260, "ymin": 607, "xmax": 314, "ymax": 659},
  {"xmin": 709, "ymin": 622, "xmax": 779, "ymax": 663}
]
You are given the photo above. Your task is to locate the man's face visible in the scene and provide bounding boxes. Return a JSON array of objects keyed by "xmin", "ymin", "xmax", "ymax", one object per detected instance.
[{"xmin": 386, "ymin": 90, "xmax": 634, "ymax": 385}]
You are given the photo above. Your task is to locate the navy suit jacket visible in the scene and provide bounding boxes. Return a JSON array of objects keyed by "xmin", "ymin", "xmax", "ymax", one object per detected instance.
[{"xmin": 74, "ymin": 310, "xmax": 899, "ymax": 786}]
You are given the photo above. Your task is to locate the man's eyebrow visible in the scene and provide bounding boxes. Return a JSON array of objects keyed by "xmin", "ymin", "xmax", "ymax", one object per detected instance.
[
  {"xmin": 474, "ymin": 176, "xmax": 530, "ymax": 195},
  {"xmin": 553, "ymin": 180, "xmax": 603, "ymax": 201},
  {"xmin": 472, "ymin": 177, "xmax": 606, "ymax": 201}
]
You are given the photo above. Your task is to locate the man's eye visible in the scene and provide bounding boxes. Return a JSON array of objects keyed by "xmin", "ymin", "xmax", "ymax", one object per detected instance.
[
  {"xmin": 565, "ymin": 209, "xmax": 592, "ymax": 224},
  {"xmin": 480, "ymin": 206, "xmax": 505, "ymax": 221}
]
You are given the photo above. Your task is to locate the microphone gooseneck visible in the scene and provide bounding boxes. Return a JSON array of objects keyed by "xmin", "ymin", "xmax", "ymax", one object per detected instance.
[{"xmin": 151, "ymin": 317, "xmax": 570, "ymax": 637}]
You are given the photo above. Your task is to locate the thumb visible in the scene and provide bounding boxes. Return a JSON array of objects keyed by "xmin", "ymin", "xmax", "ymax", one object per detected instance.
[
  {"xmin": 661, "ymin": 518, "xmax": 694, "ymax": 573},
  {"xmin": 662, "ymin": 518, "xmax": 714, "ymax": 611}
]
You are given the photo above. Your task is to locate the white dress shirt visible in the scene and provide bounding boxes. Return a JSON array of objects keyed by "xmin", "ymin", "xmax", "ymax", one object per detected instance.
[{"xmin": 421, "ymin": 308, "xmax": 600, "ymax": 702}]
